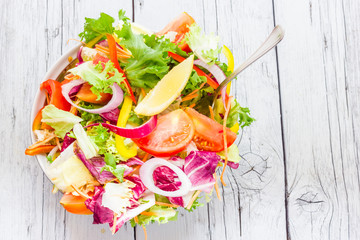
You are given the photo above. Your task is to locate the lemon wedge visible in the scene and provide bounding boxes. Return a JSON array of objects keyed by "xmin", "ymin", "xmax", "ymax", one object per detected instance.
[{"xmin": 135, "ymin": 55, "xmax": 194, "ymax": 116}]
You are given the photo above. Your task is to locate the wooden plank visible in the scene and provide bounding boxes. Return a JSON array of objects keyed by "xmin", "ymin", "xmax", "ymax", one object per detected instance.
[
  {"xmin": 213, "ymin": 0, "xmax": 287, "ymax": 239},
  {"xmin": 0, "ymin": 1, "xmax": 48, "ymax": 239},
  {"xmin": 273, "ymin": 0, "xmax": 360, "ymax": 239},
  {"xmin": 134, "ymin": 0, "xmax": 287, "ymax": 239}
]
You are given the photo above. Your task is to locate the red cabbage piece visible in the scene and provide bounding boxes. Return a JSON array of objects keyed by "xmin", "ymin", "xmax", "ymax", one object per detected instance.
[
  {"xmin": 184, "ymin": 151, "xmax": 221, "ymax": 193},
  {"xmin": 69, "ymin": 83, "xmax": 83, "ymax": 97},
  {"xmin": 153, "ymin": 166, "xmax": 185, "ymax": 207},
  {"xmin": 85, "ymin": 186, "xmax": 114, "ymax": 224},
  {"xmin": 220, "ymin": 159, "xmax": 239, "ymax": 169},
  {"xmin": 124, "ymin": 157, "xmax": 144, "ymax": 167},
  {"xmin": 61, "ymin": 132, "xmax": 76, "ymax": 152},
  {"xmin": 125, "ymin": 175, "xmax": 146, "ymax": 200},
  {"xmin": 100, "ymin": 108, "xmax": 119, "ymax": 125},
  {"xmin": 73, "ymin": 143, "xmax": 115, "ymax": 184}
]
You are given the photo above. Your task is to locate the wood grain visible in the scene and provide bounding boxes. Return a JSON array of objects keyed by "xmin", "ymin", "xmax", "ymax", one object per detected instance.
[{"xmin": 273, "ymin": 0, "xmax": 360, "ymax": 239}]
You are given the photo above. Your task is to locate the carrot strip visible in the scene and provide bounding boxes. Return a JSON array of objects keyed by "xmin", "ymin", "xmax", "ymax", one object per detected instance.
[
  {"xmin": 142, "ymin": 153, "xmax": 150, "ymax": 162},
  {"xmin": 55, "ymin": 137, "xmax": 61, "ymax": 151},
  {"xmin": 141, "ymin": 88, "xmax": 146, "ymax": 98},
  {"xmin": 213, "ymin": 174, "xmax": 221, "ymax": 201},
  {"xmin": 140, "ymin": 211, "xmax": 157, "ymax": 216},
  {"xmin": 142, "ymin": 225, "xmax": 148, "ymax": 240},
  {"xmin": 128, "ymin": 165, "xmax": 141, "ymax": 176},
  {"xmin": 134, "ymin": 216, "xmax": 139, "ymax": 224},
  {"xmin": 186, "ymin": 190, "xmax": 201, "ymax": 210},
  {"xmin": 220, "ymin": 97, "xmax": 232, "ymax": 186},
  {"xmin": 155, "ymin": 201, "xmax": 179, "ymax": 208},
  {"xmin": 112, "ymin": 213, "xmax": 118, "ymax": 234},
  {"xmin": 71, "ymin": 185, "xmax": 91, "ymax": 199},
  {"xmin": 188, "ymin": 103, "xmax": 196, "ymax": 108},
  {"xmin": 209, "ymin": 106, "xmax": 215, "ymax": 120},
  {"xmin": 66, "ymin": 38, "xmax": 86, "ymax": 45},
  {"xmin": 181, "ymin": 93, "xmax": 198, "ymax": 102}
]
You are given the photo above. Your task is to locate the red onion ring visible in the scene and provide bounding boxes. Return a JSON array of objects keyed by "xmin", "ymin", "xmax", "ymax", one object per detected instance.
[
  {"xmin": 87, "ymin": 115, "xmax": 157, "ymax": 139},
  {"xmin": 61, "ymin": 79, "xmax": 124, "ymax": 114},
  {"xmin": 77, "ymin": 46, "xmax": 84, "ymax": 64},
  {"xmin": 194, "ymin": 59, "xmax": 228, "ymax": 109},
  {"xmin": 139, "ymin": 158, "xmax": 192, "ymax": 197}
]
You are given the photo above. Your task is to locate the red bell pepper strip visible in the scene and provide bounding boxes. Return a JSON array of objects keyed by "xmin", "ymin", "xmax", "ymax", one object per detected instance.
[
  {"xmin": 25, "ymin": 145, "xmax": 56, "ymax": 156},
  {"xmin": 106, "ymin": 34, "xmax": 137, "ymax": 104},
  {"xmin": 32, "ymin": 107, "xmax": 52, "ymax": 131},
  {"xmin": 168, "ymin": 52, "xmax": 220, "ymax": 89},
  {"xmin": 40, "ymin": 79, "xmax": 71, "ymax": 111}
]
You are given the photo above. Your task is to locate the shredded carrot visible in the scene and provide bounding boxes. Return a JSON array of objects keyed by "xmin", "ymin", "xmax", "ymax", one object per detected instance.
[
  {"xmin": 186, "ymin": 190, "xmax": 201, "ymax": 210},
  {"xmin": 128, "ymin": 165, "xmax": 141, "ymax": 176},
  {"xmin": 27, "ymin": 133, "xmax": 56, "ymax": 149},
  {"xmin": 140, "ymin": 211, "xmax": 157, "ymax": 216},
  {"xmin": 213, "ymin": 174, "xmax": 221, "ymax": 201},
  {"xmin": 187, "ymin": 81, "xmax": 206, "ymax": 97},
  {"xmin": 155, "ymin": 201, "xmax": 179, "ymax": 208},
  {"xmin": 142, "ymin": 153, "xmax": 150, "ymax": 162},
  {"xmin": 70, "ymin": 99, "xmax": 80, "ymax": 116},
  {"xmin": 209, "ymin": 106, "xmax": 215, "ymax": 120},
  {"xmin": 220, "ymin": 97, "xmax": 232, "ymax": 186},
  {"xmin": 55, "ymin": 137, "xmax": 61, "ymax": 151},
  {"xmin": 188, "ymin": 103, "xmax": 196, "ymax": 108},
  {"xmin": 95, "ymin": 44, "xmax": 131, "ymax": 59},
  {"xmin": 66, "ymin": 38, "xmax": 86, "ymax": 45},
  {"xmin": 181, "ymin": 93, "xmax": 198, "ymax": 102},
  {"xmin": 142, "ymin": 225, "xmax": 148, "ymax": 240},
  {"xmin": 112, "ymin": 213, "xmax": 118, "ymax": 234},
  {"xmin": 134, "ymin": 216, "xmax": 139, "ymax": 224},
  {"xmin": 71, "ymin": 185, "xmax": 91, "ymax": 199},
  {"xmin": 141, "ymin": 88, "xmax": 146, "ymax": 97}
]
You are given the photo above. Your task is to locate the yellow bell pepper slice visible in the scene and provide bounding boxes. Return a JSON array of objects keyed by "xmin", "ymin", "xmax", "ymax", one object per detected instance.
[
  {"xmin": 222, "ymin": 45, "xmax": 235, "ymax": 95},
  {"xmin": 86, "ymin": 34, "xmax": 104, "ymax": 48},
  {"xmin": 115, "ymin": 96, "xmax": 138, "ymax": 158}
]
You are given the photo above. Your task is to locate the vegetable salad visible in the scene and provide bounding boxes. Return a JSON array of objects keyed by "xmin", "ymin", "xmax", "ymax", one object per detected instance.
[{"xmin": 26, "ymin": 10, "xmax": 254, "ymax": 236}]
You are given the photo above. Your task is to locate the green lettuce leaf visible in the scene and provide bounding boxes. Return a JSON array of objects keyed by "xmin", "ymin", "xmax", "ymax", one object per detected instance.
[
  {"xmin": 115, "ymin": 21, "xmax": 178, "ymax": 89},
  {"xmin": 130, "ymin": 205, "xmax": 178, "ymax": 226},
  {"xmin": 78, "ymin": 12, "xmax": 115, "ymax": 43},
  {"xmin": 185, "ymin": 24, "xmax": 222, "ymax": 64},
  {"xmin": 217, "ymin": 143, "xmax": 241, "ymax": 163},
  {"xmin": 181, "ymin": 70, "xmax": 207, "ymax": 96},
  {"xmin": 69, "ymin": 61, "xmax": 125, "ymax": 99},
  {"xmin": 41, "ymin": 104, "xmax": 83, "ymax": 138},
  {"xmin": 227, "ymin": 99, "xmax": 255, "ymax": 128}
]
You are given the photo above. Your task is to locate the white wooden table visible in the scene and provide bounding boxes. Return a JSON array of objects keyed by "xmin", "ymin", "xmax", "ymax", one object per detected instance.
[{"xmin": 1, "ymin": 0, "xmax": 359, "ymax": 239}]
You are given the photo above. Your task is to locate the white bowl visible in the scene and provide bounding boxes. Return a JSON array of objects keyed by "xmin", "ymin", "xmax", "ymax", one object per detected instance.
[{"xmin": 30, "ymin": 44, "xmax": 81, "ymax": 178}]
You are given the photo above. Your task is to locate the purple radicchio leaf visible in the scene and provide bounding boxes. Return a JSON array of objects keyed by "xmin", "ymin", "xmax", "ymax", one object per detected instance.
[
  {"xmin": 73, "ymin": 143, "xmax": 115, "ymax": 184},
  {"xmin": 125, "ymin": 175, "xmax": 146, "ymax": 200},
  {"xmin": 61, "ymin": 132, "xmax": 76, "ymax": 152},
  {"xmin": 100, "ymin": 108, "xmax": 120, "ymax": 125},
  {"xmin": 184, "ymin": 151, "xmax": 221, "ymax": 193},
  {"xmin": 85, "ymin": 186, "xmax": 114, "ymax": 224}
]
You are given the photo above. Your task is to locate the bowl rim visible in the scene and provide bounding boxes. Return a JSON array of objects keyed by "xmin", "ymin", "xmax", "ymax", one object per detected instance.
[{"xmin": 31, "ymin": 43, "xmax": 81, "ymax": 180}]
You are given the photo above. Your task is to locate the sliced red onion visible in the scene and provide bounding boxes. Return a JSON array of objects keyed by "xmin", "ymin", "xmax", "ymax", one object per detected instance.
[
  {"xmin": 139, "ymin": 158, "xmax": 192, "ymax": 197},
  {"xmin": 68, "ymin": 84, "xmax": 83, "ymax": 97},
  {"xmin": 61, "ymin": 79, "xmax": 124, "ymax": 114},
  {"xmin": 87, "ymin": 115, "xmax": 157, "ymax": 139},
  {"xmin": 77, "ymin": 46, "xmax": 84, "ymax": 63},
  {"xmin": 194, "ymin": 59, "xmax": 228, "ymax": 109},
  {"xmin": 99, "ymin": 108, "xmax": 119, "ymax": 125}
]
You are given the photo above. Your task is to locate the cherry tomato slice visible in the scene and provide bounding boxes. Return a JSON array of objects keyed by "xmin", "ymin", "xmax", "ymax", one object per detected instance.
[
  {"xmin": 184, "ymin": 108, "xmax": 236, "ymax": 152},
  {"xmin": 60, "ymin": 193, "xmax": 93, "ymax": 215},
  {"xmin": 76, "ymin": 82, "xmax": 112, "ymax": 105},
  {"xmin": 157, "ymin": 12, "xmax": 195, "ymax": 52},
  {"xmin": 132, "ymin": 109, "xmax": 195, "ymax": 157}
]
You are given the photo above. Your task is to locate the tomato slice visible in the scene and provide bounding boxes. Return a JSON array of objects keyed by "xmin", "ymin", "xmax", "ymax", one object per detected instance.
[
  {"xmin": 157, "ymin": 12, "xmax": 195, "ymax": 52},
  {"xmin": 60, "ymin": 193, "xmax": 93, "ymax": 215},
  {"xmin": 132, "ymin": 109, "xmax": 195, "ymax": 157},
  {"xmin": 184, "ymin": 108, "xmax": 237, "ymax": 152},
  {"xmin": 76, "ymin": 82, "xmax": 112, "ymax": 105}
]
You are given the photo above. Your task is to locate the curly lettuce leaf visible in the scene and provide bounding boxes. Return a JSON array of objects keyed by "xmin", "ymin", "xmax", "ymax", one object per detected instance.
[
  {"xmin": 115, "ymin": 22, "xmax": 178, "ymax": 89},
  {"xmin": 185, "ymin": 24, "xmax": 222, "ymax": 64},
  {"xmin": 227, "ymin": 99, "xmax": 255, "ymax": 128},
  {"xmin": 41, "ymin": 104, "xmax": 83, "ymax": 138},
  {"xmin": 69, "ymin": 61, "xmax": 125, "ymax": 99},
  {"xmin": 181, "ymin": 70, "xmax": 207, "ymax": 96},
  {"xmin": 79, "ymin": 12, "xmax": 115, "ymax": 43}
]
